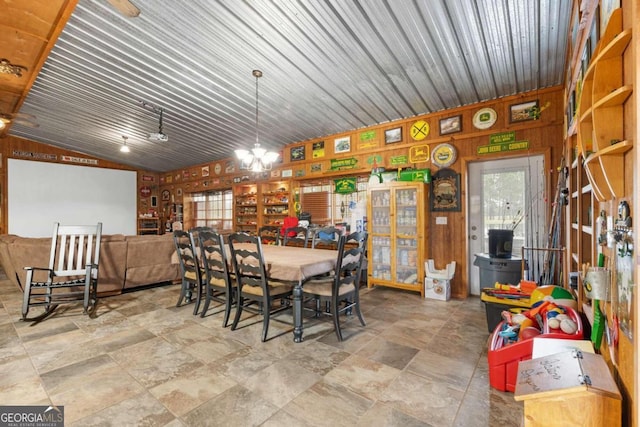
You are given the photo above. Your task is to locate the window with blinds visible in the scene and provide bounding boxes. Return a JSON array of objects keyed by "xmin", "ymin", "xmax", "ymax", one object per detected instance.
[
  {"xmin": 300, "ymin": 176, "xmax": 368, "ymax": 226},
  {"xmin": 191, "ymin": 189, "xmax": 233, "ymax": 231}
]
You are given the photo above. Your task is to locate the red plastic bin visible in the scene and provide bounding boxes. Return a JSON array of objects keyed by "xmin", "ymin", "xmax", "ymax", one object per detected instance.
[{"xmin": 488, "ymin": 305, "xmax": 583, "ymax": 392}]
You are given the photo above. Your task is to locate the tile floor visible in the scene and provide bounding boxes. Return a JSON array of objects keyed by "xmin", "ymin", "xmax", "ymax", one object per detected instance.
[{"xmin": 0, "ymin": 271, "xmax": 523, "ymax": 426}]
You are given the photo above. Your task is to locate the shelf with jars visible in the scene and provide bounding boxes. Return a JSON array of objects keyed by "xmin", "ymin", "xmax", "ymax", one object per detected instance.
[
  {"xmin": 234, "ymin": 183, "xmax": 259, "ymax": 233},
  {"xmin": 260, "ymin": 181, "xmax": 291, "ymax": 227}
]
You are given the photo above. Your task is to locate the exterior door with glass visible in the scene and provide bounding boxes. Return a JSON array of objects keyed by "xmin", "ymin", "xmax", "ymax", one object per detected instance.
[{"xmin": 467, "ymin": 155, "xmax": 546, "ymax": 295}]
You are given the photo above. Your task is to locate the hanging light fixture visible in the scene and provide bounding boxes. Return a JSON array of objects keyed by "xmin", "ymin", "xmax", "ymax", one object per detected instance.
[
  {"xmin": 120, "ymin": 135, "xmax": 130, "ymax": 153},
  {"xmin": 235, "ymin": 70, "xmax": 279, "ymax": 172}
]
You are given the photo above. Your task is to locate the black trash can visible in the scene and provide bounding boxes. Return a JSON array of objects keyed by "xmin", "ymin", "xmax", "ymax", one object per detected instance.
[{"xmin": 488, "ymin": 229, "xmax": 514, "ymax": 258}]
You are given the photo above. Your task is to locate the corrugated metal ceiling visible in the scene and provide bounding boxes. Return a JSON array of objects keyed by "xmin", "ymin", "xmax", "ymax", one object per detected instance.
[{"xmin": 9, "ymin": 0, "xmax": 571, "ymax": 172}]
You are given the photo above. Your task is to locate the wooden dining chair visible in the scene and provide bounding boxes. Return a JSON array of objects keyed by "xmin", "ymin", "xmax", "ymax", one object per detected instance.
[
  {"xmin": 189, "ymin": 226, "xmax": 216, "ymax": 236},
  {"xmin": 258, "ymin": 225, "xmax": 281, "ymax": 246},
  {"xmin": 22, "ymin": 222, "xmax": 102, "ymax": 321},
  {"xmin": 282, "ymin": 226, "xmax": 309, "ymax": 248},
  {"xmin": 228, "ymin": 232, "xmax": 293, "ymax": 342},
  {"xmin": 197, "ymin": 230, "xmax": 234, "ymax": 326},
  {"xmin": 303, "ymin": 231, "xmax": 368, "ymax": 341},
  {"xmin": 173, "ymin": 229, "xmax": 205, "ymax": 315},
  {"xmin": 311, "ymin": 226, "xmax": 341, "ymax": 250}
]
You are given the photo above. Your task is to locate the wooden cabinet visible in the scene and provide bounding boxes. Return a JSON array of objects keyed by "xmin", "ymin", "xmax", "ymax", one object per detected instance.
[
  {"xmin": 515, "ymin": 351, "xmax": 621, "ymax": 427},
  {"xmin": 261, "ymin": 181, "xmax": 291, "ymax": 227},
  {"xmin": 138, "ymin": 217, "xmax": 160, "ymax": 235},
  {"xmin": 234, "ymin": 183, "xmax": 259, "ymax": 233},
  {"xmin": 576, "ymin": 8, "xmax": 633, "ymax": 201},
  {"xmin": 233, "ymin": 181, "xmax": 292, "ymax": 233},
  {"xmin": 367, "ymin": 181, "xmax": 428, "ymax": 297}
]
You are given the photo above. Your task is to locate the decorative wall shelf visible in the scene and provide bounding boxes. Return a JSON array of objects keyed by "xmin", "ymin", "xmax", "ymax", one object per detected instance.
[{"xmin": 575, "ymin": 8, "xmax": 632, "ymax": 202}]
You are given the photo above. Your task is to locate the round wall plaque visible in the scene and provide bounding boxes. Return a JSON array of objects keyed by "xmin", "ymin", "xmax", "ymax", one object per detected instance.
[
  {"xmin": 410, "ymin": 120, "xmax": 430, "ymax": 141},
  {"xmin": 431, "ymin": 143, "xmax": 457, "ymax": 168},
  {"xmin": 472, "ymin": 107, "xmax": 497, "ymax": 129}
]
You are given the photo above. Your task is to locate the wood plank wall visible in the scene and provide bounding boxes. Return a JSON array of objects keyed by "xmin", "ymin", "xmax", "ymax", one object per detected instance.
[
  {"xmin": 0, "ymin": 86, "xmax": 564, "ymax": 300},
  {"xmin": 157, "ymin": 86, "xmax": 566, "ymax": 299}
]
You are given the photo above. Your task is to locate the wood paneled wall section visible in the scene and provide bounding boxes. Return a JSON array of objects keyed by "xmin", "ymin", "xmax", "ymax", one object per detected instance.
[
  {"xmin": 1, "ymin": 86, "xmax": 565, "ymax": 301},
  {"xmin": 159, "ymin": 86, "xmax": 566, "ymax": 299}
]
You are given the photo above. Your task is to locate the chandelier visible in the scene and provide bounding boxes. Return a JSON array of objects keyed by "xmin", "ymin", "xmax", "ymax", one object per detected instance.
[{"xmin": 235, "ymin": 70, "xmax": 279, "ymax": 172}]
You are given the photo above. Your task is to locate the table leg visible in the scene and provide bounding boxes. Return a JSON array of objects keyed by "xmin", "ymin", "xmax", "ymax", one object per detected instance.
[{"xmin": 293, "ymin": 280, "xmax": 303, "ymax": 342}]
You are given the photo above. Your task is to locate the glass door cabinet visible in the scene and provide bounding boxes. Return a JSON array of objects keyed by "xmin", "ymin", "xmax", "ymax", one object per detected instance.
[{"xmin": 367, "ymin": 181, "xmax": 428, "ymax": 297}]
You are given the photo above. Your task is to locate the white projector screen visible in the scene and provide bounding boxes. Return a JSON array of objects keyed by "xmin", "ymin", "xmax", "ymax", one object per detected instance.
[{"xmin": 8, "ymin": 159, "xmax": 137, "ymax": 237}]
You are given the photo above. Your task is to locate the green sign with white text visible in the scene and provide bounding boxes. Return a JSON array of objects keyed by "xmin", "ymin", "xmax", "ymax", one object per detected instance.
[
  {"xmin": 330, "ymin": 157, "xmax": 358, "ymax": 170},
  {"xmin": 334, "ymin": 178, "xmax": 357, "ymax": 194},
  {"xmin": 360, "ymin": 130, "xmax": 376, "ymax": 141},
  {"xmin": 489, "ymin": 131, "xmax": 516, "ymax": 144},
  {"xmin": 477, "ymin": 140, "xmax": 529, "ymax": 155},
  {"xmin": 390, "ymin": 155, "xmax": 408, "ymax": 165}
]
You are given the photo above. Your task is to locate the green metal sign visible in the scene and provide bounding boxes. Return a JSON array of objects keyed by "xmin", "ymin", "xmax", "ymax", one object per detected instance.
[
  {"xmin": 398, "ymin": 168, "xmax": 431, "ymax": 183},
  {"xmin": 334, "ymin": 177, "xmax": 357, "ymax": 194},
  {"xmin": 477, "ymin": 140, "xmax": 529, "ymax": 155},
  {"xmin": 360, "ymin": 130, "xmax": 376, "ymax": 141},
  {"xmin": 489, "ymin": 131, "xmax": 516, "ymax": 144},
  {"xmin": 390, "ymin": 155, "xmax": 408, "ymax": 165},
  {"xmin": 330, "ymin": 157, "xmax": 358, "ymax": 170}
]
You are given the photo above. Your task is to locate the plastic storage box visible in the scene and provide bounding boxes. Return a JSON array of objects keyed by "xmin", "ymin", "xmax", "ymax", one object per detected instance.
[
  {"xmin": 488, "ymin": 305, "xmax": 584, "ymax": 392},
  {"xmin": 481, "ymin": 292, "xmax": 531, "ymax": 333}
]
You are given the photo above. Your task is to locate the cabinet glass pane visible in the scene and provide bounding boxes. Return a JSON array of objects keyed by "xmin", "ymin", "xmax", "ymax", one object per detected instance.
[
  {"xmin": 396, "ymin": 236, "xmax": 418, "ymax": 283},
  {"xmin": 371, "ymin": 236, "xmax": 391, "ymax": 280},
  {"xmin": 395, "ymin": 188, "xmax": 417, "ymax": 236},
  {"xmin": 371, "ymin": 189, "xmax": 391, "ymax": 234}
]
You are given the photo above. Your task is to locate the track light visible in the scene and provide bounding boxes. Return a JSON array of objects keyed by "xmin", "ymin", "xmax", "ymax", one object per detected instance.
[{"xmin": 120, "ymin": 135, "xmax": 130, "ymax": 153}]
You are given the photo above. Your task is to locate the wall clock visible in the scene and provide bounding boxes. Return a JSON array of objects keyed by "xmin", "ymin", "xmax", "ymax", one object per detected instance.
[
  {"xmin": 472, "ymin": 107, "xmax": 497, "ymax": 129},
  {"xmin": 410, "ymin": 120, "xmax": 430, "ymax": 141},
  {"xmin": 431, "ymin": 143, "xmax": 457, "ymax": 168},
  {"xmin": 214, "ymin": 163, "xmax": 222, "ymax": 175}
]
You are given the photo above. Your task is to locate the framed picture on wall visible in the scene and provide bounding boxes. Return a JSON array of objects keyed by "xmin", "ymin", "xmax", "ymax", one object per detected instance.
[
  {"xmin": 290, "ymin": 146, "xmax": 305, "ymax": 161},
  {"xmin": 384, "ymin": 127, "xmax": 402, "ymax": 144},
  {"xmin": 334, "ymin": 136, "xmax": 351, "ymax": 153},
  {"xmin": 509, "ymin": 100, "xmax": 539, "ymax": 123},
  {"xmin": 439, "ymin": 115, "xmax": 462, "ymax": 135},
  {"xmin": 151, "ymin": 196, "xmax": 158, "ymax": 207}
]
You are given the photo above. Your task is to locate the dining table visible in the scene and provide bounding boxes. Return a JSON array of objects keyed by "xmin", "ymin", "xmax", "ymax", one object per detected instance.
[
  {"xmin": 174, "ymin": 240, "xmax": 339, "ymax": 342},
  {"xmin": 246, "ymin": 244, "xmax": 338, "ymax": 342}
]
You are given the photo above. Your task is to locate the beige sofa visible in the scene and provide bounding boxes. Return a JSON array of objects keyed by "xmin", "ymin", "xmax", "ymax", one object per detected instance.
[{"xmin": 0, "ymin": 233, "xmax": 180, "ymax": 296}]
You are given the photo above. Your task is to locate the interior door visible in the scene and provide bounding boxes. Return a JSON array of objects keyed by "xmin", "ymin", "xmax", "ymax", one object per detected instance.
[{"xmin": 467, "ymin": 155, "xmax": 546, "ymax": 295}]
